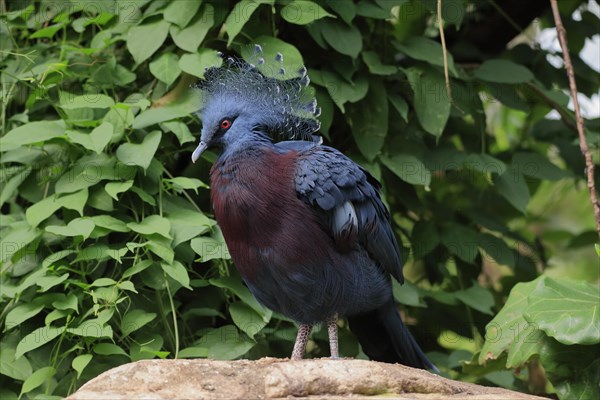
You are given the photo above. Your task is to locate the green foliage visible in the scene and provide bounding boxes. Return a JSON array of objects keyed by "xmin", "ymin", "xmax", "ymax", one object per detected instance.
[
  {"xmin": 1, "ymin": 0, "xmax": 598, "ymax": 398},
  {"xmin": 478, "ymin": 276, "xmax": 599, "ymax": 399}
]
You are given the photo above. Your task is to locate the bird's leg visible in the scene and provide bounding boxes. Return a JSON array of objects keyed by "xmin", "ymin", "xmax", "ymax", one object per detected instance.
[
  {"xmin": 291, "ymin": 323, "xmax": 312, "ymax": 360},
  {"xmin": 327, "ymin": 313, "xmax": 339, "ymax": 358}
]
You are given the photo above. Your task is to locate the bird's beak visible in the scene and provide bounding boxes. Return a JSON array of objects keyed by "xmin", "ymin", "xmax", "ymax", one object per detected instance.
[{"xmin": 191, "ymin": 140, "xmax": 208, "ymax": 163}]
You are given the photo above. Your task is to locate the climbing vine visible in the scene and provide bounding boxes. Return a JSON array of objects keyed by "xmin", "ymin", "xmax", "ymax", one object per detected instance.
[{"xmin": 1, "ymin": 1, "xmax": 598, "ymax": 398}]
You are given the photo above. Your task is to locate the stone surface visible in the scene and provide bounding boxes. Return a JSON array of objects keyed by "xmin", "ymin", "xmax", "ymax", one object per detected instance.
[{"xmin": 68, "ymin": 358, "xmax": 546, "ymax": 399}]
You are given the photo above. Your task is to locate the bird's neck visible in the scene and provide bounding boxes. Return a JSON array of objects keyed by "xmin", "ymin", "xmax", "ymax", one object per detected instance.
[
  {"xmin": 219, "ymin": 131, "xmax": 272, "ymax": 160},
  {"xmin": 212, "ymin": 140, "xmax": 272, "ymax": 183}
]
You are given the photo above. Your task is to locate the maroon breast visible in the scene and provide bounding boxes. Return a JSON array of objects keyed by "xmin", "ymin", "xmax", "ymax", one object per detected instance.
[{"xmin": 209, "ymin": 148, "xmax": 329, "ymax": 279}]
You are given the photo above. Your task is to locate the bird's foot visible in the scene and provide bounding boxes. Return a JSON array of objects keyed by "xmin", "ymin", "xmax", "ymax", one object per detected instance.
[
  {"xmin": 327, "ymin": 314, "xmax": 339, "ymax": 359},
  {"xmin": 290, "ymin": 323, "xmax": 312, "ymax": 360}
]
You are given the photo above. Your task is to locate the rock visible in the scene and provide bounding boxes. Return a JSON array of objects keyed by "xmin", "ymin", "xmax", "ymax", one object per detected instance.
[{"xmin": 68, "ymin": 358, "xmax": 545, "ymax": 399}]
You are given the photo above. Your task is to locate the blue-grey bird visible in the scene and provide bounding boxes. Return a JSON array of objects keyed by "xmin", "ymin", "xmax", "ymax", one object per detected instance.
[{"xmin": 191, "ymin": 46, "xmax": 436, "ymax": 370}]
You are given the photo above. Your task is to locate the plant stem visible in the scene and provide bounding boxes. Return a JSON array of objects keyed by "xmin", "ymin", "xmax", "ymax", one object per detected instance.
[
  {"xmin": 437, "ymin": 0, "xmax": 452, "ymax": 104},
  {"xmin": 164, "ymin": 276, "xmax": 179, "ymax": 359},
  {"xmin": 549, "ymin": 0, "xmax": 600, "ymax": 240}
]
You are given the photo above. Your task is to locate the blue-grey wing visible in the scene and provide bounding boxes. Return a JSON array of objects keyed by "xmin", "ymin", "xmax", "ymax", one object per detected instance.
[{"xmin": 287, "ymin": 143, "xmax": 404, "ymax": 283}]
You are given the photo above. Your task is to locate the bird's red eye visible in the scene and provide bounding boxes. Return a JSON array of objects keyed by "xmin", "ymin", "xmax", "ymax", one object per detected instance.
[{"xmin": 220, "ymin": 119, "xmax": 231, "ymax": 130}]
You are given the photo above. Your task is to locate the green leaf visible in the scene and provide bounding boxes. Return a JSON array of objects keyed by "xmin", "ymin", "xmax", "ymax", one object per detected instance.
[
  {"xmin": 356, "ymin": 1, "xmax": 391, "ymax": 18},
  {"xmin": 90, "ymin": 215, "xmax": 130, "ymax": 233},
  {"xmin": 407, "ymin": 68, "xmax": 451, "ymax": 138},
  {"xmin": 229, "ymin": 301, "xmax": 268, "ymax": 339},
  {"xmin": 0, "ymin": 343, "xmax": 32, "ymax": 381},
  {"xmin": 478, "ymin": 233, "xmax": 515, "ymax": 267},
  {"xmin": 539, "ymin": 339, "xmax": 600, "ymax": 400},
  {"xmin": 524, "ymin": 277, "xmax": 600, "ymax": 345},
  {"xmin": 512, "ymin": 153, "xmax": 570, "ymax": 181},
  {"xmin": 67, "ymin": 318, "xmax": 113, "ymax": 338},
  {"xmin": 210, "ymin": 277, "xmax": 272, "ymax": 321},
  {"xmin": 73, "ymin": 244, "xmax": 111, "ymax": 263},
  {"xmin": 163, "ymin": 0, "xmax": 201, "ymax": 27},
  {"xmin": 122, "ymin": 260, "xmax": 153, "ymax": 278},
  {"xmin": 52, "ymin": 293, "xmax": 78, "ymax": 312},
  {"xmin": 396, "ymin": 37, "xmax": 457, "ymax": 74},
  {"xmin": 463, "ymin": 154, "xmax": 506, "ymax": 176},
  {"xmin": 161, "ymin": 261, "xmax": 191, "ymax": 290},
  {"xmin": 474, "ymin": 59, "xmax": 535, "ymax": 84},
  {"xmin": 281, "ymin": 1, "xmax": 334, "ymax": 25},
  {"xmin": 242, "ymin": 36, "xmax": 305, "ymax": 80},
  {"xmin": 20, "ymin": 366, "xmax": 55, "ymax": 396},
  {"xmin": 0, "ymin": 221, "xmax": 40, "ymax": 262},
  {"xmin": 0, "ymin": 120, "xmax": 66, "ymax": 151},
  {"xmin": 16, "ymin": 326, "xmax": 64, "ymax": 358},
  {"xmin": 93, "ymin": 343, "xmax": 129, "ymax": 358},
  {"xmin": 72, "ymin": 354, "xmax": 93, "ymax": 379},
  {"xmin": 149, "ymin": 53, "xmax": 181, "ymax": 87},
  {"xmin": 170, "ymin": 5, "xmax": 214, "ymax": 53},
  {"xmin": 37, "ymin": 274, "xmax": 69, "ymax": 292},
  {"xmin": 207, "ymin": 327, "xmax": 256, "ymax": 360},
  {"xmin": 166, "ymin": 177, "xmax": 209, "ymax": 193},
  {"xmin": 116, "ymin": 130, "xmax": 162, "ymax": 171},
  {"xmin": 179, "ymin": 49, "xmax": 223, "ymax": 79},
  {"xmin": 191, "ymin": 235, "xmax": 230, "ymax": 261},
  {"xmin": 90, "ymin": 122, "xmax": 114, "ymax": 153},
  {"xmin": 130, "ymin": 334, "xmax": 166, "ymax": 361},
  {"xmin": 128, "ymin": 215, "xmax": 172, "ymax": 239},
  {"xmin": 146, "ymin": 238, "xmax": 175, "ymax": 263},
  {"xmin": 224, "ymin": 0, "xmax": 274, "ymax": 46},
  {"xmin": 494, "ymin": 167, "xmax": 530, "ymax": 213},
  {"xmin": 67, "ymin": 122, "xmax": 113, "ymax": 154},
  {"xmin": 317, "ymin": 70, "xmax": 369, "ymax": 112},
  {"xmin": 328, "ymin": 0, "xmax": 355, "ymax": 24},
  {"xmin": 380, "ymin": 154, "xmax": 431, "ymax": 186},
  {"xmin": 411, "ymin": 220, "xmax": 439, "ymax": 259},
  {"xmin": 127, "ymin": 19, "xmax": 170, "ymax": 64},
  {"xmin": 441, "ymin": 224, "xmax": 480, "ymax": 263},
  {"xmin": 0, "ymin": 166, "xmax": 30, "ymax": 207},
  {"xmin": 59, "ymin": 189, "xmax": 89, "ymax": 216},
  {"xmin": 46, "ymin": 218, "xmax": 95, "ymax": 240},
  {"xmin": 91, "ymin": 278, "xmax": 117, "ymax": 287},
  {"xmin": 26, "ymin": 195, "xmax": 62, "ymax": 226},
  {"xmin": 178, "ymin": 346, "xmax": 208, "ymax": 358},
  {"xmin": 348, "ymin": 79, "xmax": 388, "ymax": 161},
  {"xmin": 29, "ymin": 23, "xmax": 63, "ymax": 38},
  {"xmin": 320, "ymin": 19, "xmax": 362, "ymax": 57},
  {"xmin": 54, "ymin": 154, "xmax": 133, "ymax": 194},
  {"xmin": 105, "ymin": 180, "xmax": 134, "ymax": 200},
  {"xmin": 168, "ymin": 208, "xmax": 214, "ymax": 247},
  {"xmin": 392, "ymin": 280, "xmax": 426, "ymax": 307},
  {"xmin": 4, "ymin": 303, "xmax": 45, "ymax": 331},
  {"xmin": 121, "ymin": 309, "xmax": 157, "ymax": 337},
  {"xmin": 479, "ymin": 278, "xmax": 545, "ymax": 368},
  {"xmin": 117, "ymin": 281, "xmax": 137, "ymax": 293},
  {"xmin": 133, "ymin": 90, "xmax": 204, "ymax": 129},
  {"xmin": 362, "ymin": 51, "xmax": 397, "ymax": 75},
  {"xmin": 162, "ymin": 121, "xmax": 195, "ymax": 145},
  {"xmin": 486, "ymin": 83, "xmax": 529, "ymax": 111},
  {"xmin": 455, "ymin": 285, "xmax": 495, "ymax": 315},
  {"xmin": 59, "ymin": 94, "xmax": 115, "ymax": 110}
]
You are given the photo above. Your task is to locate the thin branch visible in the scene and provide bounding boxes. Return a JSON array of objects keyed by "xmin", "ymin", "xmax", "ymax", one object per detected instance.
[
  {"xmin": 488, "ymin": 0, "xmax": 537, "ymax": 43},
  {"xmin": 437, "ymin": 0, "xmax": 453, "ymax": 104},
  {"xmin": 522, "ymin": 82, "xmax": 578, "ymax": 133},
  {"xmin": 549, "ymin": 0, "xmax": 600, "ymax": 240}
]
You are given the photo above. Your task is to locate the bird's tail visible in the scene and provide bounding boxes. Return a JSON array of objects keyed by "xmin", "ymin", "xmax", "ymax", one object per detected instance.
[{"xmin": 348, "ymin": 300, "xmax": 438, "ymax": 372}]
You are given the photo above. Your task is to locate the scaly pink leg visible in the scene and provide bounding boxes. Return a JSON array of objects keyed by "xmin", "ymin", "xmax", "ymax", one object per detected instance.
[
  {"xmin": 291, "ymin": 323, "xmax": 312, "ymax": 360},
  {"xmin": 327, "ymin": 314, "xmax": 339, "ymax": 358}
]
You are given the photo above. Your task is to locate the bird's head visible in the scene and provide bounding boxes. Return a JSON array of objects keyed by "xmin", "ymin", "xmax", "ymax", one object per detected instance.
[{"xmin": 191, "ymin": 45, "xmax": 321, "ymax": 163}]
